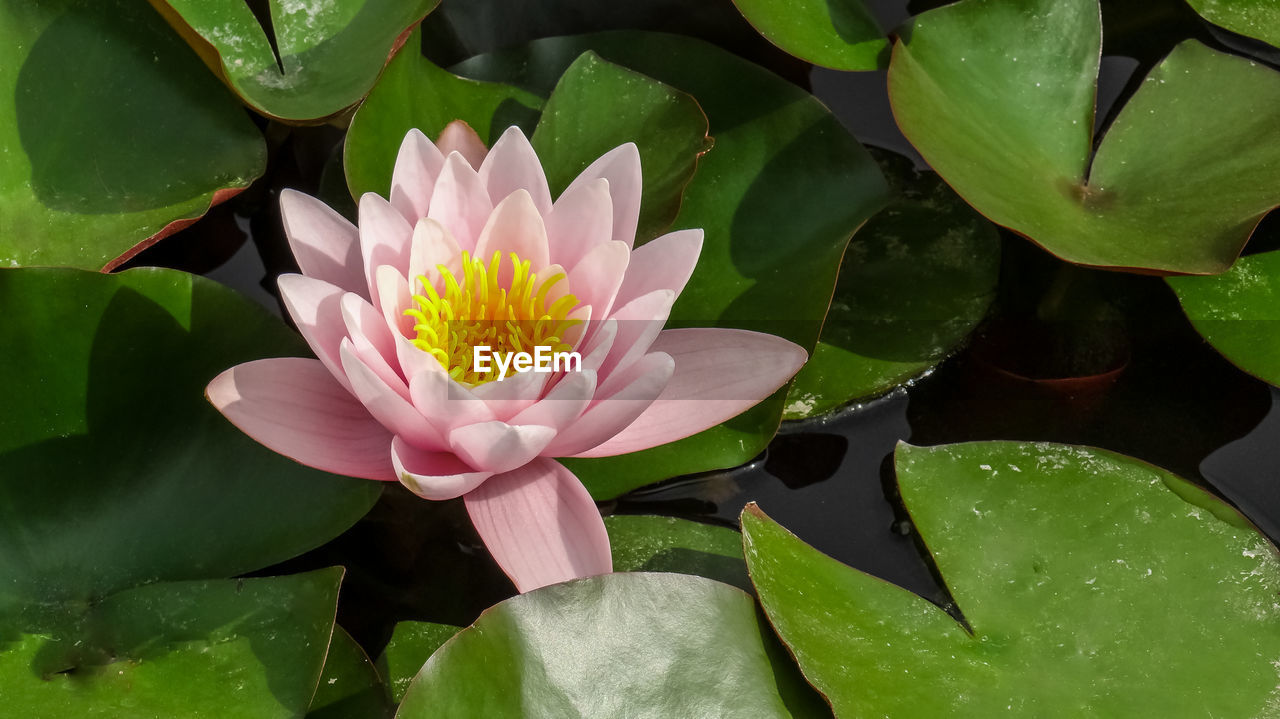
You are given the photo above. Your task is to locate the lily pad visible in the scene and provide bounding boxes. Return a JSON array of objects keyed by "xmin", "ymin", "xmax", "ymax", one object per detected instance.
[
  {"xmin": 394, "ymin": 573, "xmax": 807, "ymax": 718},
  {"xmin": 531, "ymin": 51, "xmax": 712, "ymax": 243},
  {"xmin": 456, "ymin": 31, "xmax": 889, "ymax": 498},
  {"xmin": 1168, "ymin": 248, "xmax": 1280, "ymax": 387},
  {"xmin": 1, "ymin": 0, "xmax": 266, "ymax": 270},
  {"xmin": 1, "ymin": 569, "xmax": 341, "ymax": 718},
  {"xmin": 1186, "ymin": 0, "xmax": 1280, "ymax": 49},
  {"xmin": 343, "ymin": 28, "xmax": 543, "ymax": 199},
  {"xmin": 783, "ymin": 150, "xmax": 1000, "ymax": 419},
  {"xmin": 376, "ymin": 621, "xmax": 462, "ymax": 703},
  {"xmin": 732, "ymin": 0, "xmax": 888, "ymax": 70},
  {"xmin": 606, "ymin": 515, "xmax": 750, "ymax": 591},
  {"xmin": 152, "ymin": 0, "xmax": 439, "ymax": 121},
  {"xmin": 0, "ymin": 267, "xmax": 381, "ymax": 604},
  {"xmin": 888, "ymin": 0, "xmax": 1280, "ymax": 274},
  {"xmin": 743, "ymin": 442, "xmax": 1280, "ymax": 716},
  {"xmin": 308, "ymin": 626, "xmax": 390, "ymax": 719}
]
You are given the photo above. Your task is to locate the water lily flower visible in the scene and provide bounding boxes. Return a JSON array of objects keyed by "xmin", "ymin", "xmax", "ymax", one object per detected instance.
[{"xmin": 207, "ymin": 122, "xmax": 807, "ymax": 592}]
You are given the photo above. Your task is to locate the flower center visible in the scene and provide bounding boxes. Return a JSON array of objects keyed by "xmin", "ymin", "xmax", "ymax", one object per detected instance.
[{"xmin": 405, "ymin": 250, "xmax": 581, "ymax": 386}]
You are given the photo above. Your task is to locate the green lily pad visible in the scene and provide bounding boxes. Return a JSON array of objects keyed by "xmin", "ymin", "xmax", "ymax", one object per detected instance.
[
  {"xmin": 530, "ymin": 51, "xmax": 711, "ymax": 243},
  {"xmin": 606, "ymin": 515, "xmax": 750, "ymax": 591},
  {"xmin": 394, "ymin": 573, "xmax": 808, "ymax": 718},
  {"xmin": 152, "ymin": 0, "xmax": 439, "ymax": 121},
  {"xmin": 1, "ymin": 0, "xmax": 265, "ymax": 270},
  {"xmin": 455, "ymin": 31, "xmax": 889, "ymax": 498},
  {"xmin": 1168, "ymin": 248, "xmax": 1280, "ymax": 387},
  {"xmin": 783, "ymin": 151, "xmax": 1000, "ymax": 419},
  {"xmin": 1, "ymin": 568, "xmax": 342, "ymax": 718},
  {"xmin": 376, "ymin": 621, "xmax": 462, "ymax": 704},
  {"xmin": 343, "ymin": 28, "xmax": 543, "ymax": 199},
  {"xmin": 0, "ymin": 267, "xmax": 381, "ymax": 605},
  {"xmin": 1186, "ymin": 0, "xmax": 1280, "ymax": 49},
  {"xmin": 308, "ymin": 626, "xmax": 390, "ymax": 719},
  {"xmin": 888, "ymin": 0, "xmax": 1280, "ymax": 274},
  {"xmin": 731, "ymin": 0, "xmax": 888, "ymax": 70},
  {"xmin": 743, "ymin": 442, "xmax": 1280, "ymax": 716}
]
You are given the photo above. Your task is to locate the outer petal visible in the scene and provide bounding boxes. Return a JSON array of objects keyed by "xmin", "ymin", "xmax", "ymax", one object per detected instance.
[
  {"xmin": 428, "ymin": 152, "xmax": 494, "ymax": 252},
  {"xmin": 464, "ymin": 458, "xmax": 612, "ymax": 592},
  {"xmin": 545, "ymin": 177, "xmax": 612, "ymax": 269},
  {"xmin": 561, "ymin": 143, "xmax": 641, "ymax": 248},
  {"xmin": 472, "ymin": 190, "xmax": 551, "ymax": 277},
  {"xmin": 280, "ymin": 190, "xmax": 366, "ymax": 296},
  {"xmin": 206, "ymin": 358, "xmax": 394, "ymax": 480},
  {"xmin": 392, "ymin": 436, "xmax": 491, "ymax": 500},
  {"xmin": 544, "ymin": 351, "xmax": 674, "ymax": 457},
  {"xmin": 573, "ymin": 328, "xmax": 807, "ymax": 458},
  {"xmin": 436, "ymin": 120, "xmax": 488, "ymax": 170},
  {"xmin": 340, "ymin": 341, "xmax": 446, "ymax": 451},
  {"xmin": 359, "ymin": 193, "xmax": 414, "ymax": 301},
  {"xmin": 340, "ymin": 293, "xmax": 405, "ymax": 394},
  {"xmin": 278, "ymin": 274, "xmax": 351, "ymax": 393},
  {"xmin": 478, "ymin": 126, "xmax": 553, "ymax": 215},
  {"xmin": 449, "ymin": 421, "xmax": 557, "ymax": 474},
  {"xmin": 567, "ymin": 240, "xmax": 629, "ymax": 323},
  {"xmin": 613, "ymin": 229, "xmax": 703, "ymax": 308},
  {"xmin": 389, "ymin": 128, "xmax": 446, "ymax": 223},
  {"xmin": 598, "ymin": 289, "xmax": 675, "ymax": 380}
]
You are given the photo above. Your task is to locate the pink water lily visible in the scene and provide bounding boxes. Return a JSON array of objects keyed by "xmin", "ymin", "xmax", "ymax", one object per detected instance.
[{"xmin": 207, "ymin": 122, "xmax": 806, "ymax": 592}]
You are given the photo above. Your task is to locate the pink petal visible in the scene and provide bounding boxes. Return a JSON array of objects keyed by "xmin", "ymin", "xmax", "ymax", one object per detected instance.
[
  {"xmin": 206, "ymin": 358, "xmax": 394, "ymax": 480},
  {"xmin": 478, "ymin": 126, "xmax": 553, "ymax": 215},
  {"xmin": 407, "ymin": 218, "xmax": 462, "ymax": 293},
  {"xmin": 389, "ymin": 128, "xmax": 446, "ymax": 223},
  {"xmin": 598, "ymin": 289, "xmax": 675, "ymax": 380},
  {"xmin": 278, "ymin": 274, "xmax": 351, "ymax": 393},
  {"xmin": 573, "ymin": 328, "xmax": 807, "ymax": 458},
  {"xmin": 375, "ymin": 264, "xmax": 414, "ymax": 339},
  {"xmin": 472, "ymin": 190, "xmax": 551, "ymax": 278},
  {"xmin": 436, "ymin": 120, "xmax": 488, "ymax": 170},
  {"xmin": 544, "ymin": 351, "xmax": 674, "ymax": 457},
  {"xmin": 392, "ymin": 436, "xmax": 491, "ymax": 500},
  {"xmin": 428, "ymin": 152, "xmax": 494, "ymax": 252},
  {"xmin": 340, "ymin": 341, "xmax": 446, "ymax": 451},
  {"xmin": 463, "ymin": 458, "xmax": 612, "ymax": 592},
  {"xmin": 449, "ymin": 421, "xmax": 556, "ymax": 474},
  {"xmin": 562, "ymin": 143, "xmax": 641, "ymax": 248},
  {"xmin": 469, "ymin": 369, "xmax": 550, "ymax": 421},
  {"xmin": 340, "ymin": 293, "xmax": 406, "ymax": 395},
  {"xmin": 510, "ymin": 370, "xmax": 597, "ymax": 430},
  {"xmin": 279, "ymin": 190, "xmax": 366, "ymax": 297},
  {"xmin": 567, "ymin": 240, "xmax": 629, "ymax": 322},
  {"xmin": 546, "ymin": 177, "xmax": 612, "ymax": 269},
  {"xmin": 359, "ymin": 193, "xmax": 414, "ymax": 301},
  {"xmin": 409, "ymin": 368, "xmax": 496, "ymax": 433},
  {"xmin": 614, "ymin": 229, "xmax": 703, "ymax": 308}
]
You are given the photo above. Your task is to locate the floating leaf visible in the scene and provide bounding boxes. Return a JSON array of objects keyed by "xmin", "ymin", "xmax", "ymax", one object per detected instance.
[
  {"xmin": 456, "ymin": 31, "xmax": 889, "ymax": 498},
  {"xmin": 151, "ymin": 0, "xmax": 439, "ymax": 121},
  {"xmin": 1186, "ymin": 0, "xmax": 1280, "ymax": 49},
  {"xmin": 0, "ymin": 267, "xmax": 381, "ymax": 604},
  {"xmin": 530, "ymin": 51, "xmax": 711, "ymax": 243},
  {"xmin": 394, "ymin": 573, "xmax": 808, "ymax": 718},
  {"xmin": 0, "ymin": 0, "xmax": 265, "ymax": 270},
  {"xmin": 1, "ymin": 569, "xmax": 341, "ymax": 718},
  {"xmin": 743, "ymin": 442, "xmax": 1280, "ymax": 716},
  {"xmin": 732, "ymin": 0, "xmax": 888, "ymax": 70},
  {"xmin": 784, "ymin": 151, "xmax": 1000, "ymax": 419},
  {"xmin": 1168, "ymin": 248, "xmax": 1280, "ymax": 387},
  {"xmin": 376, "ymin": 621, "xmax": 462, "ymax": 704},
  {"xmin": 308, "ymin": 626, "xmax": 391, "ymax": 719},
  {"xmin": 888, "ymin": 0, "xmax": 1280, "ymax": 274},
  {"xmin": 606, "ymin": 515, "xmax": 750, "ymax": 591}
]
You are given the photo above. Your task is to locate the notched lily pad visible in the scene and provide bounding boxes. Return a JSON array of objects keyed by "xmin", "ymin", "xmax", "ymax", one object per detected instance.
[
  {"xmin": 732, "ymin": 0, "xmax": 888, "ymax": 70},
  {"xmin": 151, "ymin": 0, "xmax": 439, "ymax": 121},
  {"xmin": 888, "ymin": 0, "xmax": 1280, "ymax": 274},
  {"xmin": 784, "ymin": 150, "xmax": 1000, "ymax": 419},
  {"xmin": 1, "ymin": 0, "xmax": 265, "ymax": 270},
  {"xmin": 606, "ymin": 514, "xmax": 751, "ymax": 591},
  {"xmin": 1186, "ymin": 0, "xmax": 1280, "ymax": 50},
  {"xmin": 743, "ymin": 441, "xmax": 1280, "ymax": 716},
  {"xmin": 376, "ymin": 620, "xmax": 462, "ymax": 704}
]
